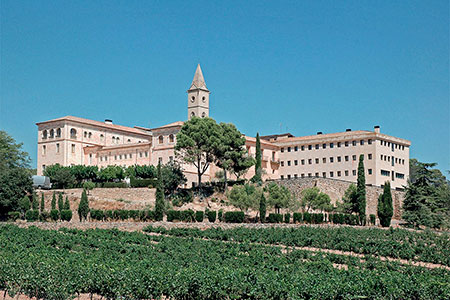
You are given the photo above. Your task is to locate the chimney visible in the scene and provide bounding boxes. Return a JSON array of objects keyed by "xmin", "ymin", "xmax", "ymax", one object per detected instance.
[
  {"xmin": 346, "ymin": 128, "xmax": 351, "ymax": 132},
  {"xmin": 374, "ymin": 125, "xmax": 380, "ymax": 133},
  {"xmin": 317, "ymin": 131, "xmax": 323, "ymax": 135},
  {"xmin": 105, "ymin": 119, "xmax": 113, "ymax": 125}
]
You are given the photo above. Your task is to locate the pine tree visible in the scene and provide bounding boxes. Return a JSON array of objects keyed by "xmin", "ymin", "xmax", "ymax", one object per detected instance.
[
  {"xmin": 31, "ymin": 191, "xmax": 39, "ymax": 210},
  {"xmin": 64, "ymin": 196, "xmax": 70, "ymax": 210},
  {"xmin": 377, "ymin": 181, "xmax": 393, "ymax": 227},
  {"xmin": 51, "ymin": 192, "xmax": 56, "ymax": 210},
  {"xmin": 78, "ymin": 189, "xmax": 89, "ymax": 221},
  {"xmin": 252, "ymin": 132, "xmax": 262, "ymax": 184},
  {"xmin": 40, "ymin": 193, "xmax": 45, "ymax": 212},
  {"xmin": 154, "ymin": 163, "xmax": 165, "ymax": 221},
  {"xmin": 58, "ymin": 192, "xmax": 64, "ymax": 212},
  {"xmin": 259, "ymin": 193, "xmax": 266, "ymax": 223},
  {"xmin": 356, "ymin": 154, "xmax": 366, "ymax": 225}
]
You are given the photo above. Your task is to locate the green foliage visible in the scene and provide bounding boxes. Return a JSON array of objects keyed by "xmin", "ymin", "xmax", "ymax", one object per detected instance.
[
  {"xmin": 78, "ymin": 189, "xmax": 89, "ymax": 222},
  {"xmin": 301, "ymin": 187, "xmax": 332, "ymax": 212},
  {"xmin": 356, "ymin": 154, "xmax": 366, "ymax": 224},
  {"xmin": 175, "ymin": 117, "xmax": 222, "ymax": 188},
  {"xmin": 51, "ymin": 192, "xmax": 56, "ymax": 210},
  {"xmin": 50, "ymin": 209, "xmax": 59, "ymax": 221},
  {"xmin": 404, "ymin": 160, "xmax": 450, "ymax": 229},
  {"xmin": 207, "ymin": 210, "xmax": 217, "ymax": 222},
  {"xmin": 19, "ymin": 195, "xmax": 31, "ymax": 214},
  {"xmin": 224, "ymin": 211, "xmax": 245, "ymax": 223},
  {"xmin": 154, "ymin": 164, "xmax": 165, "ymax": 221},
  {"xmin": 60, "ymin": 210, "xmax": 72, "ymax": 221},
  {"xmin": 293, "ymin": 212, "xmax": 302, "ymax": 223},
  {"xmin": 0, "ymin": 131, "xmax": 33, "ymax": 220},
  {"xmin": 265, "ymin": 182, "xmax": 294, "ymax": 213},
  {"xmin": 259, "ymin": 193, "xmax": 266, "ymax": 223},
  {"xmin": 58, "ymin": 192, "xmax": 64, "ymax": 212},
  {"xmin": 195, "ymin": 211, "xmax": 204, "ymax": 222},
  {"xmin": 40, "ymin": 193, "xmax": 45, "ymax": 212},
  {"xmin": 267, "ymin": 213, "xmax": 283, "ymax": 223},
  {"xmin": 25, "ymin": 210, "xmax": 39, "ymax": 222},
  {"xmin": 377, "ymin": 182, "xmax": 394, "ymax": 227},
  {"xmin": 7, "ymin": 211, "xmax": 21, "ymax": 221}
]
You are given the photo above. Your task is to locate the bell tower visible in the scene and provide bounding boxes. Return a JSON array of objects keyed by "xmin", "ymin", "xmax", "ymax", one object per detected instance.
[{"xmin": 187, "ymin": 64, "xmax": 210, "ymax": 120}]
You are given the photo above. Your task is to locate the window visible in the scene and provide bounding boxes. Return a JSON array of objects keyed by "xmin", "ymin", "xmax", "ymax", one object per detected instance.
[
  {"xmin": 345, "ymin": 141, "xmax": 349, "ymax": 147},
  {"xmin": 70, "ymin": 128, "xmax": 77, "ymax": 139},
  {"xmin": 301, "ymin": 159, "xmax": 305, "ymax": 165},
  {"xmin": 308, "ymin": 159, "xmax": 312, "ymax": 165},
  {"xmin": 323, "ymin": 157, "xmax": 326, "ymax": 163},
  {"xmin": 337, "ymin": 156, "xmax": 341, "ymax": 162},
  {"xmin": 330, "ymin": 157, "xmax": 334, "ymax": 163},
  {"xmin": 294, "ymin": 160, "xmax": 298, "ymax": 166},
  {"xmin": 345, "ymin": 170, "xmax": 349, "ymax": 176},
  {"xmin": 352, "ymin": 170, "xmax": 356, "ymax": 176},
  {"xmin": 330, "ymin": 143, "xmax": 334, "ymax": 148},
  {"xmin": 368, "ymin": 169, "xmax": 372, "ymax": 175},
  {"xmin": 322, "ymin": 143, "xmax": 326, "ymax": 149},
  {"xmin": 42, "ymin": 145, "xmax": 46, "ymax": 155},
  {"xmin": 368, "ymin": 154, "xmax": 372, "ymax": 160},
  {"xmin": 337, "ymin": 171, "xmax": 341, "ymax": 177},
  {"xmin": 345, "ymin": 156, "xmax": 349, "ymax": 162},
  {"xmin": 71, "ymin": 144, "xmax": 75, "ymax": 153},
  {"xmin": 315, "ymin": 144, "xmax": 319, "ymax": 149},
  {"xmin": 169, "ymin": 134, "xmax": 174, "ymax": 143},
  {"xmin": 315, "ymin": 158, "xmax": 319, "ymax": 164},
  {"xmin": 56, "ymin": 143, "xmax": 60, "ymax": 153},
  {"xmin": 381, "ymin": 170, "xmax": 390, "ymax": 176},
  {"xmin": 337, "ymin": 142, "xmax": 341, "ymax": 147},
  {"xmin": 281, "ymin": 161, "xmax": 284, "ymax": 167},
  {"xmin": 294, "ymin": 146, "xmax": 298, "ymax": 151},
  {"xmin": 352, "ymin": 141, "xmax": 356, "ymax": 146},
  {"xmin": 352, "ymin": 155, "xmax": 356, "ymax": 161},
  {"xmin": 288, "ymin": 147, "xmax": 291, "ymax": 152},
  {"xmin": 287, "ymin": 161, "xmax": 291, "ymax": 166},
  {"xmin": 158, "ymin": 136, "xmax": 164, "ymax": 144},
  {"xmin": 330, "ymin": 171, "xmax": 334, "ymax": 177},
  {"xmin": 360, "ymin": 140, "xmax": 364, "ymax": 145},
  {"xmin": 322, "ymin": 172, "xmax": 326, "ymax": 178},
  {"xmin": 49, "ymin": 129, "xmax": 54, "ymax": 138}
]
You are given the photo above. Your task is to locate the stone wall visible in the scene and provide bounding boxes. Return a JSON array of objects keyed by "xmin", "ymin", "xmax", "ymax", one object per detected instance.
[{"xmin": 274, "ymin": 178, "xmax": 404, "ymax": 220}]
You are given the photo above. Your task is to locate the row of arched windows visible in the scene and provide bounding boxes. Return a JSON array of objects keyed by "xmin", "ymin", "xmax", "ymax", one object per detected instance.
[{"xmin": 42, "ymin": 128, "xmax": 62, "ymax": 139}]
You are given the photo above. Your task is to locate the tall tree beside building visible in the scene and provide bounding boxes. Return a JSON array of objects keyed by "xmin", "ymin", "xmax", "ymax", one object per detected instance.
[
  {"xmin": 154, "ymin": 163, "xmax": 165, "ymax": 221},
  {"xmin": 356, "ymin": 154, "xmax": 366, "ymax": 225},
  {"xmin": 251, "ymin": 133, "xmax": 262, "ymax": 184},
  {"xmin": 377, "ymin": 181, "xmax": 393, "ymax": 227}
]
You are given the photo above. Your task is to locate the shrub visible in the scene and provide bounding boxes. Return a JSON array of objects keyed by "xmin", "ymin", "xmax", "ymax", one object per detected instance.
[
  {"xmin": 195, "ymin": 211, "xmax": 204, "ymax": 222},
  {"xmin": 8, "ymin": 211, "xmax": 21, "ymax": 221},
  {"xmin": 25, "ymin": 210, "xmax": 39, "ymax": 222},
  {"xmin": 207, "ymin": 210, "xmax": 217, "ymax": 223},
  {"xmin": 224, "ymin": 211, "xmax": 245, "ymax": 223},
  {"xmin": 303, "ymin": 212, "xmax": 312, "ymax": 223},
  {"xmin": 293, "ymin": 212, "xmax": 302, "ymax": 223},
  {"xmin": 370, "ymin": 214, "xmax": 376, "ymax": 225},
  {"xmin": 180, "ymin": 210, "xmax": 195, "ymax": 222},
  {"xmin": 284, "ymin": 213, "xmax": 291, "ymax": 223},
  {"xmin": 60, "ymin": 210, "xmax": 72, "ymax": 221},
  {"xmin": 218, "ymin": 209, "xmax": 224, "ymax": 222},
  {"xmin": 166, "ymin": 210, "xmax": 181, "ymax": 222},
  {"xmin": 130, "ymin": 177, "xmax": 157, "ymax": 188},
  {"xmin": 267, "ymin": 213, "xmax": 283, "ymax": 223},
  {"xmin": 39, "ymin": 211, "xmax": 50, "ymax": 222},
  {"xmin": 50, "ymin": 209, "xmax": 59, "ymax": 221}
]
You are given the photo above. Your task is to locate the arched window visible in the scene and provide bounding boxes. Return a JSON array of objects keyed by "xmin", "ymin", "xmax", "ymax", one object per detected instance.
[
  {"xmin": 201, "ymin": 112, "xmax": 206, "ymax": 118},
  {"xmin": 42, "ymin": 130, "xmax": 48, "ymax": 139},
  {"xmin": 169, "ymin": 134, "xmax": 174, "ymax": 143},
  {"xmin": 158, "ymin": 135, "xmax": 164, "ymax": 144},
  {"xmin": 49, "ymin": 129, "xmax": 54, "ymax": 138},
  {"xmin": 70, "ymin": 128, "xmax": 77, "ymax": 139},
  {"xmin": 56, "ymin": 128, "xmax": 61, "ymax": 137}
]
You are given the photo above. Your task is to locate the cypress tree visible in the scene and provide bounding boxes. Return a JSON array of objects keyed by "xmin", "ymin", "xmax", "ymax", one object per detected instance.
[
  {"xmin": 259, "ymin": 193, "xmax": 266, "ymax": 223},
  {"xmin": 40, "ymin": 193, "xmax": 45, "ymax": 212},
  {"xmin": 154, "ymin": 163, "xmax": 165, "ymax": 221},
  {"xmin": 356, "ymin": 154, "xmax": 366, "ymax": 225},
  {"xmin": 51, "ymin": 192, "xmax": 56, "ymax": 210},
  {"xmin": 64, "ymin": 196, "xmax": 70, "ymax": 210},
  {"xmin": 377, "ymin": 181, "xmax": 393, "ymax": 227},
  {"xmin": 58, "ymin": 192, "xmax": 64, "ymax": 212},
  {"xmin": 252, "ymin": 132, "xmax": 262, "ymax": 184},
  {"xmin": 78, "ymin": 189, "xmax": 89, "ymax": 222}
]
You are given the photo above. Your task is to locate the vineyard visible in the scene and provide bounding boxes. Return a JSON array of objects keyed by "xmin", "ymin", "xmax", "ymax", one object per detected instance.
[{"xmin": 1, "ymin": 224, "xmax": 449, "ymax": 299}]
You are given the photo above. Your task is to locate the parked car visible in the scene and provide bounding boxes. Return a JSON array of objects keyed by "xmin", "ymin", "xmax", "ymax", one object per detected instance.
[{"xmin": 32, "ymin": 175, "xmax": 52, "ymax": 189}]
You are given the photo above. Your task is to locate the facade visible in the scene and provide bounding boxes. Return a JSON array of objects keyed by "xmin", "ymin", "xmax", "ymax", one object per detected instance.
[{"xmin": 36, "ymin": 65, "xmax": 410, "ymax": 189}]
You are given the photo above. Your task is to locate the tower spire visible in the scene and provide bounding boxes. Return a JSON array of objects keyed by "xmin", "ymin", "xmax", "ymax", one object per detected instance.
[{"xmin": 189, "ymin": 64, "xmax": 208, "ymax": 91}]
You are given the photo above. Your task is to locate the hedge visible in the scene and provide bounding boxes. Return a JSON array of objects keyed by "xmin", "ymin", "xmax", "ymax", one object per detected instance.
[
  {"xmin": 195, "ymin": 211, "xmax": 204, "ymax": 222},
  {"xmin": 25, "ymin": 210, "xmax": 39, "ymax": 222},
  {"xmin": 293, "ymin": 212, "xmax": 302, "ymax": 223},
  {"xmin": 60, "ymin": 210, "xmax": 72, "ymax": 221},
  {"xmin": 7, "ymin": 211, "xmax": 21, "ymax": 221},
  {"xmin": 207, "ymin": 210, "xmax": 217, "ymax": 223},
  {"xmin": 267, "ymin": 213, "xmax": 283, "ymax": 223},
  {"xmin": 224, "ymin": 211, "xmax": 245, "ymax": 223},
  {"xmin": 50, "ymin": 209, "xmax": 60, "ymax": 221},
  {"xmin": 130, "ymin": 177, "xmax": 157, "ymax": 188}
]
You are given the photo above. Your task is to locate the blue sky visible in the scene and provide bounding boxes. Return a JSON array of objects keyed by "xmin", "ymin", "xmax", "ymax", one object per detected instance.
[{"xmin": 1, "ymin": 0, "xmax": 449, "ymax": 176}]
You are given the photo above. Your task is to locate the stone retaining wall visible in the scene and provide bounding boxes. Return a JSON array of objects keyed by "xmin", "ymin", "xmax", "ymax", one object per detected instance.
[{"xmin": 274, "ymin": 178, "xmax": 404, "ymax": 220}]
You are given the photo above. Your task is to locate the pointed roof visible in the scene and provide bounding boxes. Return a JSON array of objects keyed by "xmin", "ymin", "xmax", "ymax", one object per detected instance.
[{"xmin": 189, "ymin": 64, "xmax": 208, "ymax": 91}]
